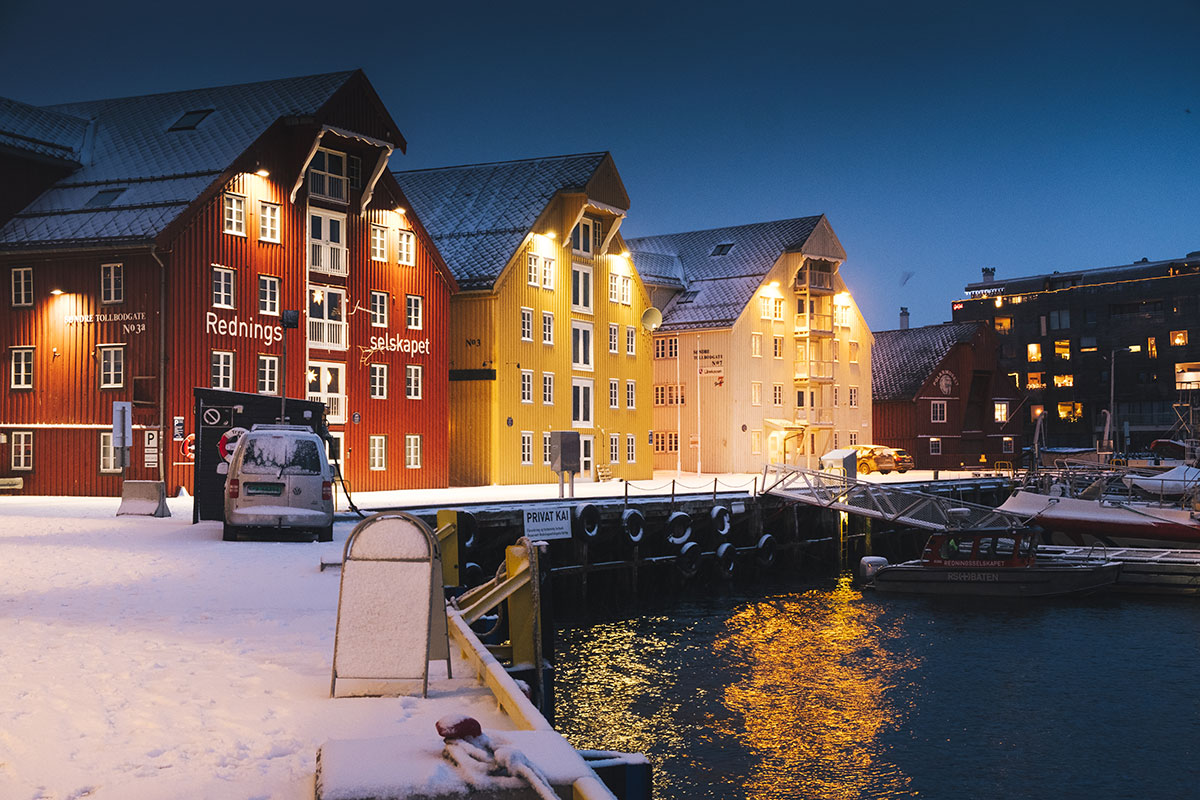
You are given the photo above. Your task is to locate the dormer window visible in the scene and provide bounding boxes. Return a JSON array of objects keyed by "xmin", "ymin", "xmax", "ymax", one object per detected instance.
[
  {"xmin": 168, "ymin": 109, "xmax": 213, "ymax": 131},
  {"xmin": 308, "ymin": 148, "xmax": 347, "ymax": 203},
  {"xmin": 85, "ymin": 188, "xmax": 126, "ymax": 208},
  {"xmin": 711, "ymin": 243, "xmax": 734, "ymax": 256},
  {"xmin": 572, "ymin": 217, "xmax": 601, "ymax": 255}
]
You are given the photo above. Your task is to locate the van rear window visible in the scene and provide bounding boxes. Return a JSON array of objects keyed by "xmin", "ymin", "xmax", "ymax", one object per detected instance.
[{"xmin": 241, "ymin": 436, "xmax": 323, "ymax": 475}]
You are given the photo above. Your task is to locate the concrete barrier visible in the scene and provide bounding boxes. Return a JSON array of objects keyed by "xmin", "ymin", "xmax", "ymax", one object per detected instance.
[{"xmin": 116, "ymin": 480, "xmax": 171, "ymax": 517}]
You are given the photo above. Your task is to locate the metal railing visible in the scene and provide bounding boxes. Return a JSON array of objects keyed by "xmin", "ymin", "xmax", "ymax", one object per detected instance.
[
  {"xmin": 308, "ymin": 391, "xmax": 346, "ymax": 423},
  {"xmin": 794, "ymin": 359, "xmax": 835, "ymax": 380},
  {"xmin": 795, "ymin": 312, "xmax": 834, "ymax": 334},
  {"xmin": 310, "ymin": 242, "xmax": 348, "ymax": 276},
  {"xmin": 308, "ymin": 318, "xmax": 348, "ymax": 350}
]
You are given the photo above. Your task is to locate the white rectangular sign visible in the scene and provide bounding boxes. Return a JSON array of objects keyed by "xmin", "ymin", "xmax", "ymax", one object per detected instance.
[
  {"xmin": 144, "ymin": 430, "xmax": 160, "ymax": 468},
  {"xmin": 523, "ymin": 507, "xmax": 573, "ymax": 541}
]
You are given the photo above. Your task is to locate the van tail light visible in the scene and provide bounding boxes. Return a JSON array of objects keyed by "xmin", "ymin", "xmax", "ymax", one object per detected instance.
[
  {"xmin": 228, "ymin": 478, "xmax": 240, "ymax": 499},
  {"xmin": 322, "ymin": 481, "xmax": 333, "ymax": 501}
]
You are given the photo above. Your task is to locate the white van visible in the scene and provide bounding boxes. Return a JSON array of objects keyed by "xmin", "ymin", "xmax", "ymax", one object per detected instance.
[{"xmin": 223, "ymin": 425, "xmax": 334, "ymax": 542}]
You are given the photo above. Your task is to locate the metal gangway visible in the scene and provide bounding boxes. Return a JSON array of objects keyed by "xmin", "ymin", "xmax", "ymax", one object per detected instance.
[{"xmin": 762, "ymin": 463, "xmax": 1029, "ymax": 532}]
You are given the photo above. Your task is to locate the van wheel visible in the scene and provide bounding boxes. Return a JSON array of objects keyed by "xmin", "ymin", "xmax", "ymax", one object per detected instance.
[
  {"xmin": 316, "ymin": 524, "xmax": 334, "ymax": 543},
  {"xmin": 857, "ymin": 460, "xmax": 872, "ymax": 474},
  {"xmin": 222, "ymin": 522, "xmax": 239, "ymax": 542}
]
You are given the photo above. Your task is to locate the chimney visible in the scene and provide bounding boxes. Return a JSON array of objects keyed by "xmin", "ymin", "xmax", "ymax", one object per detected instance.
[
  {"xmin": 981, "ymin": 267, "xmax": 996, "ymax": 284},
  {"xmin": 900, "ymin": 307, "xmax": 909, "ymax": 329}
]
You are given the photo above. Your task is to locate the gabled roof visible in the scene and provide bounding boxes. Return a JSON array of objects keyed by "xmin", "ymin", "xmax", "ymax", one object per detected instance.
[
  {"xmin": 627, "ymin": 216, "xmax": 835, "ymax": 331},
  {"xmin": 0, "ymin": 71, "xmax": 361, "ymax": 250},
  {"xmin": 0, "ymin": 96, "xmax": 88, "ymax": 163},
  {"xmin": 394, "ymin": 152, "xmax": 611, "ymax": 290},
  {"xmin": 871, "ymin": 321, "xmax": 985, "ymax": 401}
]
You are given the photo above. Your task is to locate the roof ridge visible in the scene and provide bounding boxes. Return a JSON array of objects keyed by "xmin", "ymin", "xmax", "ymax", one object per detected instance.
[
  {"xmin": 627, "ymin": 214, "xmax": 824, "ymax": 242},
  {"xmin": 41, "ymin": 70, "xmax": 358, "ymax": 110},
  {"xmin": 394, "ymin": 151, "xmax": 607, "ymax": 175}
]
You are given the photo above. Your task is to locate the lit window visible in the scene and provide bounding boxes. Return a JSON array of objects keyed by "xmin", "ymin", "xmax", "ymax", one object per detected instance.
[
  {"xmin": 370, "ymin": 364, "xmax": 388, "ymax": 399},
  {"xmin": 11, "ymin": 430, "xmax": 32, "ymax": 470},
  {"xmin": 1027, "ymin": 343, "xmax": 1042, "ymax": 362},
  {"xmin": 370, "ymin": 225, "xmax": 388, "ymax": 261},
  {"xmin": 406, "ymin": 295, "xmax": 423, "ymax": 329},
  {"xmin": 398, "ymin": 231, "xmax": 416, "ymax": 266},
  {"xmin": 543, "ymin": 372, "xmax": 555, "ymax": 404},
  {"xmin": 572, "ymin": 263, "xmax": 593, "ymax": 312},
  {"xmin": 572, "ymin": 378, "xmax": 593, "ymax": 426},
  {"xmin": 929, "ymin": 437, "xmax": 942, "ymax": 456},
  {"xmin": 405, "ymin": 434, "xmax": 422, "ymax": 468},
  {"xmin": 11, "ymin": 347, "xmax": 33, "ymax": 389},
  {"xmin": 257, "ymin": 355, "xmax": 279, "ymax": 395},
  {"xmin": 212, "ymin": 267, "xmax": 235, "ymax": 308},
  {"xmin": 521, "ymin": 431, "xmax": 533, "ymax": 465},
  {"xmin": 1058, "ymin": 402, "xmax": 1083, "ymax": 422},
  {"xmin": 528, "ymin": 254, "xmax": 540, "ymax": 285},
  {"xmin": 1003, "ymin": 437, "xmax": 1014, "ymax": 454},
  {"xmin": 751, "ymin": 333, "xmax": 762, "ymax": 357},
  {"xmin": 99, "ymin": 431, "xmax": 120, "ymax": 473},
  {"xmin": 626, "ymin": 379, "xmax": 636, "ymax": 409},
  {"xmin": 368, "ymin": 435, "xmax": 387, "ymax": 470},
  {"xmin": 751, "ymin": 382, "xmax": 762, "ymax": 406},
  {"xmin": 521, "ymin": 308, "xmax": 533, "ymax": 341},
  {"xmin": 542, "ymin": 312, "xmax": 554, "ymax": 344},
  {"xmin": 626, "ymin": 433, "xmax": 636, "ymax": 463},
  {"xmin": 994, "ymin": 401, "xmax": 1009, "ymax": 422},
  {"xmin": 1027, "ymin": 372, "xmax": 1045, "ymax": 390},
  {"xmin": 1054, "ymin": 339, "xmax": 1071, "ymax": 360},
  {"xmin": 210, "ymin": 350, "xmax": 232, "ymax": 390},
  {"xmin": 308, "ymin": 148, "xmax": 347, "ymax": 203},
  {"xmin": 572, "ymin": 321, "xmax": 593, "ymax": 370},
  {"xmin": 521, "ymin": 370, "xmax": 533, "ymax": 403},
  {"xmin": 1053, "ymin": 374, "xmax": 1074, "ymax": 388},
  {"xmin": 1148, "ymin": 337, "xmax": 1158, "ymax": 359},
  {"xmin": 751, "ymin": 430, "xmax": 762, "ymax": 454},
  {"xmin": 609, "ymin": 323, "xmax": 619, "ymax": 353},
  {"xmin": 931, "ymin": 399, "xmax": 947, "ymax": 423},
  {"xmin": 100, "ymin": 263, "xmax": 123, "ymax": 304},
  {"xmin": 406, "ymin": 364, "xmax": 423, "ymax": 399},
  {"xmin": 609, "ymin": 378, "xmax": 619, "ymax": 408},
  {"xmin": 258, "ymin": 275, "xmax": 280, "ymax": 316},
  {"xmin": 259, "ymin": 202, "xmax": 280, "ymax": 243},
  {"xmin": 541, "ymin": 257, "xmax": 555, "ymax": 289},
  {"xmin": 369, "ymin": 291, "xmax": 388, "ymax": 327},
  {"xmin": 11, "ymin": 267, "xmax": 32, "ymax": 307},
  {"xmin": 223, "ymin": 194, "xmax": 245, "ymax": 235},
  {"xmin": 1172, "ymin": 330, "xmax": 1189, "ymax": 346},
  {"xmin": 994, "ymin": 316, "xmax": 1012, "ymax": 334}
]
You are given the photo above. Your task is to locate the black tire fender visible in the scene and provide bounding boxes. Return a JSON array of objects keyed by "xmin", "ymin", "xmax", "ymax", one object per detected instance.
[
  {"xmin": 666, "ymin": 511, "xmax": 692, "ymax": 546},
  {"xmin": 573, "ymin": 503, "xmax": 601, "ymax": 541},
  {"xmin": 755, "ymin": 533, "xmax": 778, "ymax": 569},
  {"xmin": 621, "ymin": 508, "xmax": 645, "ymax": 545},
  {"xmin": 676, "ymin": 540, "xmax": 701, "ymax": 578},
  {"xmin": 715, "ymin": 542, "xmax": 736, "ymax": 579},
  {"xmin": 710, "ymin": 505, "xmax": 732, "ymax": 540}
]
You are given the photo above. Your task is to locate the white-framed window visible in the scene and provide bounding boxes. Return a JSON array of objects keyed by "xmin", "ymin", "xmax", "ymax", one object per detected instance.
[
  {"xmin": 1003, "ymin": 437, "xmax": 1015, "ymax": 454},
  {"xmin": 609, "ymin": 378, "xmax": 619, "ymax": 408},
  {"xmin": 572, "ymin": 378, "xmax": 593, "ymax": 427},
  {"xmin": 543, "ymin": 372, "xmax": 555, "ymax": 404},
  {"xmin": 308, "ymin": 148, "xmax": 347, "ymax": 203},
  {"xmin": 11, "ymin": 347, "xmax": 33, "ymax": 389},
  {"xmin": 398, "ymin": 230, "xmax": 415, "ymax": 266},
  {"xmin": 572, "ymin": 321, "xmax": 593, "ymax": 370},
  {"xmin": 760, "ymin": 297, "xmax": 772, "ymax": 319},
  {"xmin": 541, "ymin": 257, "xmax": 556, "ymax": 289},
  {"xmin": 308, "ymin": 285, "xmax": 347, "ymax": 350},
  {"xmin": 370, "ymin": 225, "xmax": 388, "ymax": 261},
  {"xmin": 259, "ymin": 201, "xmax": 280, "ymax": 243},
  {"xmin": 571, "ymin": 263, "xmax": 593, "ymax": 312},
  {"xmin": 99, "ymin": 345, "xmax": 124, "ymax": 388},
  {"xmin": 543, "ymin": 432, "xmax": 553, "ymax": 465},
  {"xmin": 626, "ymin": 379, "xmax": 636, "ymax": 409},
  {"xmin": 210, "ymin": 350, "xmax": 233, "ymax": 390},
  {"xmin": 257, "ymin": 355, "xmax": 279, "ymax": 395},
  {"xmin": 833, "ymin": 386, "xmax": 839, "ymax": 407},
  {"xmin": 521, "ymin": 431, "xmax": 533, "ymax": 465},
  {"xmin": 11, "ymin": 267, "xmax": 32, "ymax": 307},
  {"xmin": 10, "ymin": 430, "xmax": 32, "ymax": 471},
  {"xmin": 773, "ymin": 383, "xmax": 784, "ymax": 406},
  {"xmin": 994, "ymin": 401, "xmax": 1009, "ymax": 423},
  {"xmin": 406, "ymin": 364, "xmax": 423, "ymax": 399},
  {"xmin": 572, "ymin": 217, "xmax": 600, "ymax": 255},
  {"xmin": 258, "ymin": 275, "xmax": 280, "ymax": 316},
  {"xmin": 368, "ymin": 435, "xmax": 387, "ymax": 470},
  {"xmin": 849, "ymin": 386, "xmax": 859, "ymax": 408},
  {"xmin": 99, "ymin": 431, "xmax": 120, "ymax": 474},
  {"xmin": 849, "ymin": 431, "xmax": 859, "ymax": 446},
  {"xmin": 223, "ymin": 193, "xmax": 245, "ymax": 235},
  {"xmin": 751, "ymin": 381, "xmax": 762, "ymax": 406},
  {"xmin": 309, "ymin": 209, "xmax": 347, "ymax": 276},
  {"xmin": 626, "ymin": 433, "xmax": 636, "ymax": 464},
  {"xmin": 654, "ymin": 336, "xmax": 678, "ymax": 359},
  {"xmin": 609, "ymin": 323, "xmax": 619, "ymax": 353},
  {"xmin": 620, "ymin": 276, "xmax": 632, "ymax": 306},
  {"xmin": 751, "ymin": 333, "xmax": 762, "ymax": 357},
  {"xmin": 527, "ymin": 253, "xmax": 540, "ymax": 285},
  {"xmin": 370, "ymin": 363, "xmax": 388, "ymax": 399},
  {"xmin": 751, "ymin": 430, "xmax": 762, "ymax": 454},
  {"xmin": 610, "ymin": 433, "xmax": 620, "ymax": 464},
  {"xmin": 100, "ymin": 263, "xmax": 123, "ymax": 304},
  {"xmin": 542, "ymin": 311, "xmax": 554, "ymax": 344},
  {"xmin": 405, "ymin": 434, "xmax": 422, "ymax": 468},
  {"xmin": 521, "ymin": 370, "xmax": 533, "ymax": 403},
  {"xmin": 406, "ymin": 295, "xmax": 423, "ymax": 329},
  {"xmin": 833, "ymin": 432, "xmax": 840, "ymax": 449},
  {"xmin": 626, "ymin": 326, "xmax": 636, "ymax": 356},
  {"xmin": 773, "ymin": 335, "xmax": 784, "ymax": 359},
  {"xmin": 212, "ymin": 267, "xmax": 235, "ymax": 308},
  {"xmin": 931, "ymin": 400, "xmax": 947, "ymax": 423},
  {"xmin": 521, "ymin": 308, "xmax": 534, "ymax": 341},
  {"xmin": 930, "ymin": 437, "xmax": 942, "ymax": 455},
  {"xmin": 609, "ymin": 273, "xmax": 620, "ymax": 303},
  {"xmin": 370, "ymin": 290, "xmax": 388, "ymax": 327}
]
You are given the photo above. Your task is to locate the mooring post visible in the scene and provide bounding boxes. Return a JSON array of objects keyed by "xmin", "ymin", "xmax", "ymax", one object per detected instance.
[
  {"xmin": 712, "ymin": 478, "xmax": 717, "ymax": 504},
  {"xmin": 671, "ymin": 480, "xmax": 676, "ymax": 510}
]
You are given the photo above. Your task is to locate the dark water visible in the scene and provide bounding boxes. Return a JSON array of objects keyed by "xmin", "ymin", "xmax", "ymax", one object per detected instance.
[{"xmin": 553, "ymin": 576, "xmax": 1200, "ymax": 800}]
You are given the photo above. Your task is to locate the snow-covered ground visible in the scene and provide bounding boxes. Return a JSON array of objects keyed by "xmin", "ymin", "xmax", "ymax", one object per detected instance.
[{"xmin": 0, "ymin": 467, "xmax": 983, "ymax": 799}]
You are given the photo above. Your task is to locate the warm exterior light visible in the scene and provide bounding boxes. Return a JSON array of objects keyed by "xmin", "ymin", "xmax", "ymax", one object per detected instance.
[
  {"xmin": 834, "ymin": 291, "xmax": 851, "ymax": 306},
  {"xmin": 255, "ymin": 167, "xmax": 270, "ymax": 177},
  {"xmin": 545, "ymin": 231, "xmax": 556, "ymax": 240},
  {"xmin": 50, "ymin": 288, "xmax": 64, "ymax": 295},
  {"xmin": 994, "ymin": 297, "xmax": 1003, "ymax": 308},
  {"xmin": 312, "ymin": 288, "xmax": 324, "ymax": 303},
  {"xmin": 395, "ymin": 206, "xmax": 406, "ymax": 215},
  {"xmin": 1128, "ymin": 344, "xmax": 1142, "ymax": 353},
  {"xmin": 769, "ymin": 280, "xmax": 780, "ymax": 288}
]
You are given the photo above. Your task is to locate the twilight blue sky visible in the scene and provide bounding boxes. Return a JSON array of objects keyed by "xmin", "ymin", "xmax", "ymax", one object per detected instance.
[{"xmin": 2, "ymin": 0, "xmax": 1196, "ymax": 331}]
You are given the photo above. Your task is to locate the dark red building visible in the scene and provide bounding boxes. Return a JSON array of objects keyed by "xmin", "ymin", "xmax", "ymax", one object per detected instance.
[
  {"xmin": 871, "ymin": 320, "xmax": 1024, "ymax": 469},
  {"xmin": 0, "ymin": 71, "xmax": 455, "ymax": 496}
]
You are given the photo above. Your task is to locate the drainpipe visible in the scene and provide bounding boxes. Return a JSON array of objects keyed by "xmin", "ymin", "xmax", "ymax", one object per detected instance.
[{"xmin": 150, "ymin": 245, "xmax": 168, "ymax": 485}]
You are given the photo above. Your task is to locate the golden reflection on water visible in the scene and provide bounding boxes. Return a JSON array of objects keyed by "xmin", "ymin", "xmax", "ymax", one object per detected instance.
[{"xmin": 714, "ymin": 575, "xmax": 918, "ymax": 799}]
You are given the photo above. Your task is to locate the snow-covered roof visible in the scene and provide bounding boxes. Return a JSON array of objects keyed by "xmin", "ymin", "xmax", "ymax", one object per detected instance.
[{"xmin": 871, "ymin": 321, "xmax": 985, "ymax": 401}]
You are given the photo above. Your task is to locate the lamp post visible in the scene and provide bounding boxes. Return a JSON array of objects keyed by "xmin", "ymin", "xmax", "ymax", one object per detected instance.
[
  {"xmin": 280, "ymin": 310, "xmax": 300, "ymax": 423},
  {"xmin": 1109, "ymin": 344, "xmax": 1140, "ymax": 454}
]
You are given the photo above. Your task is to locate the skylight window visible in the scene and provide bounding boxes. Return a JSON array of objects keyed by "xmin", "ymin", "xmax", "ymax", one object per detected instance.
[
  {"xmin": 84, "ymin": 188, "xmax": 126, "ymax": 208},
  {"xmin": 711, "ymin": 243, "xmax": 734, "ymax": 256},
  {"xmin": 678, "ymin": 290, "xmax": 700, "ymax": 304},
  {"xmin": 168, "ymin": 109, "xmax": 214, "ymax": 131}
]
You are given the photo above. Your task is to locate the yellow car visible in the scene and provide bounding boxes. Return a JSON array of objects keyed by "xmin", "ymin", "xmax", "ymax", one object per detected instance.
[{"xmin": 851, "ymin": 445, "xmax": 895, "ymax": 475}]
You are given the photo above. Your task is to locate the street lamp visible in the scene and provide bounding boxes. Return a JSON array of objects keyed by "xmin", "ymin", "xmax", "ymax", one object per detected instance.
[
  {"xmin": 280, "ymin": 310, "xmax": 300, "ymax": 423},
  {"xmin": 1109, "ymin": 344, "xmax": 1141, "ymax": 454}
]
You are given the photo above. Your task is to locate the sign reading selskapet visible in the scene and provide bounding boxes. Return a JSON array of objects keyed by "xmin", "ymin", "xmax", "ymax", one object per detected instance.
[
  {"xmin": 523, "ymin": 506, "xmax": 572, "ymax": 541},
  {"xmin": 368, "ymin": 333, "xmax": 432, "ymax": 355}
]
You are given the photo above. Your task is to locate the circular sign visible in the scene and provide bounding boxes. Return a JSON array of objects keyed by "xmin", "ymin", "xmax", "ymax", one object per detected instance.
[
  {"xmin": 202, "ymin": 408, "xmax": 222, "ymax": 426},
  {"xmin": 217, "ymin": 427, "xmax": 249, "ymax": 462},
  {"xmin": 352, "ymin": 412, "xmax": 361, "ymax": 425},
  {"xmin": 180, "ymin": 433, "xmax": 196, "ymax": 460}
]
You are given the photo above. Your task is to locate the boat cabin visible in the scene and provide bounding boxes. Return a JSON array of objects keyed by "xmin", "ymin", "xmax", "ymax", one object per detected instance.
[{"xmin": 919, "ymin": 529, "xmax": 1038, "ymax": 568}]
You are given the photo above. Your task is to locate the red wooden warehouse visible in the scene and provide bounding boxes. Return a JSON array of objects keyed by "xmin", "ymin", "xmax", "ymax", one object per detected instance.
[{"xmin": 0, "ymin": 71, "xmax": 456, "ymax": 496}]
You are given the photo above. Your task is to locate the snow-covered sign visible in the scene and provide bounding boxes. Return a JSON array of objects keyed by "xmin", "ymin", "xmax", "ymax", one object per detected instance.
[{"xmin": 523, "ymin": 507, "xmax": 572, "ymax": 541}]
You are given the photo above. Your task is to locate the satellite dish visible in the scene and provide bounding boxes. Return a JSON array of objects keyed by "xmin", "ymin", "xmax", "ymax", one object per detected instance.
[{"xmin": 641, "ymin": 307, "xmax": 663, "ymax": 332}]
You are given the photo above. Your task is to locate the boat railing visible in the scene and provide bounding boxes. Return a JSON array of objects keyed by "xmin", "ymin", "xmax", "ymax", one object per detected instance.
[{"xmin": 1019, "ymin": 461, "xmax": 1199, "ymax": 509}]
